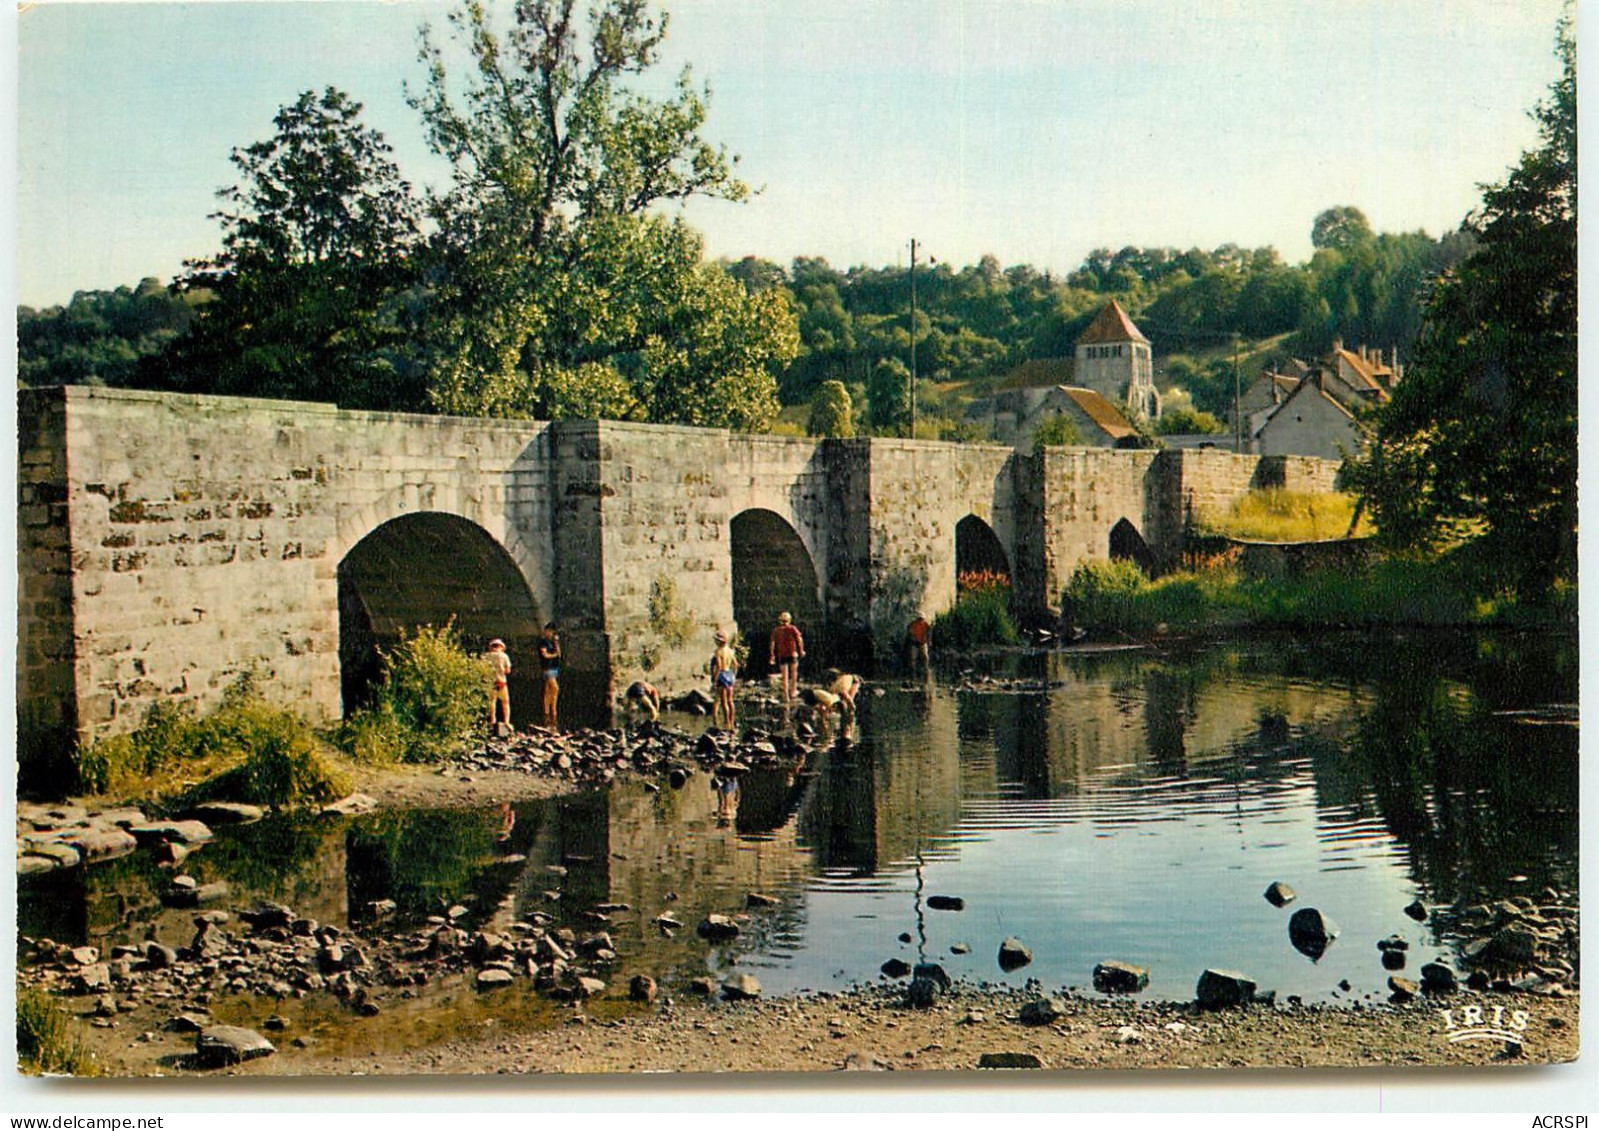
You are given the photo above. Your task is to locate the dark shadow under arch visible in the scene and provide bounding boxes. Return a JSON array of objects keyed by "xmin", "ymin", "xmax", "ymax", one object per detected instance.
[
  {"xmin": 955, "ymin": 514, "xmax": 1011, "ymax": 583},
  {"xmin": 338, "ymin": 512, "xmax": 542, "ymax": 726},
  {"xmin": 1109, "ymin": 517, "xmax": 1157, "ymax": 575},
  {"xmin": 730, "ymin": 509, "xmax": 822, "ymax": 680}
]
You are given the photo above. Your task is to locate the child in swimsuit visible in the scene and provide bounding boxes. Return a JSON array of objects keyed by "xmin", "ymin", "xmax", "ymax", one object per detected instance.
[
  {"xmin": 710, "ymin": 630, "xmax": 739, "ymax": 730},
  {"xmin": 538, "ymin": 623, "xmax": 561, "ymax": 729},
  {"xmin": 486, "ymin": 638, "xmax": 512, "ymax": 728}
]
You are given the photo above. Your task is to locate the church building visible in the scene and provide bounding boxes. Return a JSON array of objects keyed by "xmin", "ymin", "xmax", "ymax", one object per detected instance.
[{"xmin": 1074, "ymin": 300, "xmax": 1161, "ymax": 422}]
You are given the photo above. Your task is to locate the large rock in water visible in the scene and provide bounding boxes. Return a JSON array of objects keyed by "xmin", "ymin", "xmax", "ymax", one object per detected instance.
[
  {"xmin": 1196, "ymin": 968, "xmax": 1257, "ymax": 1009},
  {"xmin": 180, "ymin": 801, "xmax": 264, "ymax": 825},
  {"xmin": 1092, "ymin": 960, "xmax": 1150, "ymax": 994},
  {"xmin": 997, "ymin": 937, "xmax": 1033, "ymax": 971},
  {"xmin": 721, "ymin": 973, "xmax": 761, "ymax": 1001},
  {"xmin": 1420, "ymin": 962, "xmax": 1459, "ymax": 993},
  {"xmin": 194, "ymin": 1025, "xmax": 275, "ymax": 1068},
  {"xmin": 1287, "ymin": 908, "xmax": 1340, "ymax": 959}
]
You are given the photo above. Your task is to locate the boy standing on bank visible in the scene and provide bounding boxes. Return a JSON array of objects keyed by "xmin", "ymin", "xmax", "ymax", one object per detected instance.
[{"xmin": 486, "ymin": 638, "xmax": 513, "ymax": 729}]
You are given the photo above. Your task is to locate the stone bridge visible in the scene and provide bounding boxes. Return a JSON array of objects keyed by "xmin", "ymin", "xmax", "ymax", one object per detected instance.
[{"xmin": 17, "ymin": 386, "xmax": 1340, "ymax": 777}]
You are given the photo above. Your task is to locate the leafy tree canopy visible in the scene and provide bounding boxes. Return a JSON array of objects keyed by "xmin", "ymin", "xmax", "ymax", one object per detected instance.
[{"xmin": 1347, "ymin": 16, "xmax": 1575, "ymax": 591}]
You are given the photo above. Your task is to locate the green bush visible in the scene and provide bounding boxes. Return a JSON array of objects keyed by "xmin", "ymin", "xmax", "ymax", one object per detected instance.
[
  {"xmin": 933, "ymin": 584, "xmax": 1021, "ymax": 651},
  {"xmin": 180, "ymin": 696, "xmax": 351, "ymax": 809},
  {"xmin": 343, "ymin": 623, "xmax": 489, "ymax": 764},
  {"xmin": 18, "ymin": 985, "xmax": 98, "ymax": 1076},
  {"xmin": 1062, "ymin": 559, "xmax": 1157, "ymax": 632}
]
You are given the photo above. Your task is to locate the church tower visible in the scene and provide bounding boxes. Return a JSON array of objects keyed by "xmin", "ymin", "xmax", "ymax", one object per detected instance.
[{"xmin": 1074, "ymin": 300, "xmax": 1160, "ymax": 421}]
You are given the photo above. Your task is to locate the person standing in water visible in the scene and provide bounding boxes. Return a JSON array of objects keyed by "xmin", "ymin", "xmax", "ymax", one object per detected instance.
[
  {"xmin": 768, "ymin": 611, "xmax": 804, "ymax": 707},
  {"xmin": 710, "ymin": 630, "xmax": 739, "ymax": 730},
  {"xmin": 485, "ymin": 638, "xmax": 513, "ymax": 729},
  {"xmin": 537, "ymin": 623, "xmax": 561, "ymax": 729}
]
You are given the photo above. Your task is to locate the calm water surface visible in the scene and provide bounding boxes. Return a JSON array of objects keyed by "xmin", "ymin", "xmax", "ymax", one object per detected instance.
[{"xmin": 21, "ymin": 633, "xmax": 1578, "ymax": 1009}]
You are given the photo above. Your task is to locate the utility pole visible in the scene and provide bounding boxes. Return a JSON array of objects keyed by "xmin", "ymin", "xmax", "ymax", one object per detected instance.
[
  {"xmin": 1232, "ymin": 334, "xmax": 1242, "ymax": 453},
  {"xmin": 908, "ymin": 237, "xmax": 918, "ymax": 439}
]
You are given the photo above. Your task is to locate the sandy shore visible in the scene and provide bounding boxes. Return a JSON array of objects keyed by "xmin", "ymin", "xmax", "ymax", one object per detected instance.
[{"xmin": 264, "ymin": 984, "xmax": 1580, "ymax": 1077}]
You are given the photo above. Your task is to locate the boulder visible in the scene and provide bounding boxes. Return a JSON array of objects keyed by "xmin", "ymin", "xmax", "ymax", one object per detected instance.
[
  {"xmin": 1420, "ymin": 962, "xmax": 1458, "ymax": 993},
  {"xmin": 721, "ymin": 973, "xmax": 761, "ymax": 1001},
  {"xmin": 144, "ymin": 942, "xmax": 178, "ymax": 970},
  {"xmin": 1486, "ymin": 926, "xmax": 1539, "ymax": 966},
  {"xmin": 68, "ymin": 945, "xmax": 101, "ymax": 966},
  {"xmin": 628, "ymin": 975, "xmax": 658, "ymax": 1003},
  {"xmin": 1288, "ymin": 908, "xmax": 1340, "ymax": 959},
  {"xmin": 127, "ymin": 820, "xmax": 214, "ymax": 846},
  {"xmin": 926, "ymin": 895, "xmax": 965, "ymax": 912},
  {"xmin": 1263, "ymin": 881, "xmax": 1297, "ymax": 908},
  {"xmin": 913, "ymin": 962, "xmax": 952, "ymax": 992},
  {"xmin": 880, "ymin": 957, "xmax": 912, "ymax": 979},
  {"xmin": 73, "ymin": 965, "xmax": 112, "ymax": 994},
  {"xmin": 1377, "ymin": 934, "xmax": 1409, "ymax": 952},
  {"xmin": 241, "ymin": 902, "xmax": 294, "ymax": 932},
  {"xmin": 1018, "ymin": 997, "xmax": 1066, "ymax": 1026},
  {"xmin": 978, "ymin": 1052, "xmax": 1043, "ymax": 1070},
  {"xmin": 696, "ymin": 915, "xmax": 740, "ymax": 942},
  {"xmin": 194, "ymin": 1025, "xmax": 275, "ymax": 1068},
  {"xmin": 1381, "ymin": 949, "xmax": 1407, "ymax": 971},
  {"xmin": 1092, "ymin": 960, "xmax": 1150, "ymax": 994},
  {"xmin": 1403, "ymin": 899, "xmax": 1429, "ymax": 923},
  {"xmin": 165, "ymin": 1012, "xmax": 211, "ymax": 1033},
  {"xmin": 686, "ymin": 977, "xmax": 717, "ymax": 996},
  {"xmin": 1196, "ymin": 969, "xmax": 1257, "ymax": 1009},
  {"xmin": 997, "ymin": 937, "xmax": 1033, "ymax": 972}
]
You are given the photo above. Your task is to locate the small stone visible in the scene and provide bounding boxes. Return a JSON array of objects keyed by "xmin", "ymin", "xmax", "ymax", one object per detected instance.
[
  {"xmin": 696, "ymin": 915, "xmax": 740, "ymax": 942},
  {"xmin": 1388, "ymin": 976, "xmax": 1419, "ymax": 1002},
  {"xmin": 840, "ymin": 1051, "xmax": 888, "ymax": 1071},
  {"xmin": 1196, "ymin": 969, "xmax": 1257, "ymax": 1009},
  {"xmin": 978, "ymin": 1052, "xmax": 1042, "ymax": 1070},
  {"xmin": 1377, "ymin": 934, "xmax": 1409, "ymax": 952},
  {"xmin": 1288, "ymin": 908, "xmax": 1340, "ymax": 959},
  {"xmin": 1263, "ymin": 881, "xmax": 1297, "ymax": 908},
  {"xmin": 194, "ymin": 1025, "xmax": 275, "ymax": 1068},
  {"xmin": 68, "ymin": 945, "xmax": 100, "ymax": 966},
  {"xmin": 1093, "ymin": 960, "xmax": 1150, "ymax": 994},
  {"xmin": 1420, "ymin": 962, "xmax": 1458, "ymax": 993},
  {"xmin": 1403, "ymin": 899, "xmax": 1429, "ymax": 922},
  {"xmin": 997, "ymin": 937, "xmax": 1032, "ymax": 971},
  {"xmin": 686, "ymin": 977, "xmax": 717, "ymax": 996},
  {"xmin": 950, "ymin": 942, "xmax": 971, "ymax": 955},
  {"xmin": 1115, "ymin": 1025, "xmax": 1144, "ymax": 1044},
  {"xmin": 913, "ymin": 962, "xmax": 952, "ymax": 991},
  {"xmin": 166, "ymin": 1012, "xmax": 211, "ymax": 1033},
  {"xmin": 721, "ymin": 973, "xmax": 761, "ymax": 1001},
  {"xmin": 262, "ymin": 1015, "xmax": 290, "ymax": 1031},
  {"xmin": 180, "ymin": 801, "xmax": 264, "ymax": 825},
  {"xmin": 926, "ymin": 895, "xmax": 965, "ymax": 911},
  {"xmin": 1018, "ymin": 996, "xmax": 1065, "ymax": 1026},
  {"xmin": 745, "ymin": 892, "xmax": 779, "ymax": 908},
  {"xmin": 898, "ymin": 932, "xmax": 913, "ymax": 944},
  {"xmin": 476, "ymin": 969, "xmax": 514, "ymax": 990},
  {"xmin": 904, "ymin": 977, "xmax": 940, "ymax": 1009},
  {"xmin": 880, "ymin": 958, "xmax": 912, "ymax": 979}
]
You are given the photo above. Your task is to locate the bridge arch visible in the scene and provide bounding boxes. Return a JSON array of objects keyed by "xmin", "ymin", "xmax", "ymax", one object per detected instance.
[
  {"xmin": 1109, "ymin": 517, "xmax": 1157, "ymax": 575},
  {"xmin": 729, "ymin": 508, "xmax": 823, "ymax": 680},
  {"xmin": 955, "ymin": 513, "xmax": 1012, "ymax": 585},
  {"xmin": 337, "ymin": 512, "xmax": 542, "ymax": 725}
]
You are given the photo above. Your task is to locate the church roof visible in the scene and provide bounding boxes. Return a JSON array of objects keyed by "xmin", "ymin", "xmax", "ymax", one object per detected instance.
[
  {"xmin": 1076, "ymin": 300, "xmax": 1150, "ymax": 346},
  {"xmin": 1057, "ymin": 386, "xmax": 1137, "ymax": 440}
]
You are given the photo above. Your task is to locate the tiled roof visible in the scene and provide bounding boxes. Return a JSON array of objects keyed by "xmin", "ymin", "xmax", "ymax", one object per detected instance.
[
  {"xmin": 1057, "ymin": 385, "xmax": 1136, "ymax": 439},
  {"xmin": 1076, "ymin": 300, "xmax": 1150, "ymax": 346},
  {"xmin": 1332, "ymin": 348, "xmax": 1383, "ymax": 391}
]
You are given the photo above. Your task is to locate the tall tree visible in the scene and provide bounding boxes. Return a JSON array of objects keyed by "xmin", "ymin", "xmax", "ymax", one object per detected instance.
[
  {"xmin": 410, "ymin": 0, "xmax": 791, "ymax": 423},
  {"xmin": 1349, "ymin": 17, "xmax": 1575, "ymax": 590},
  {"xmin": 1311, "ymin": 205, "xmax": 1374, "ymax": 251},
  {"xmin": 155, "ymin": 88, "xmax": 423, "ymax": 409}
]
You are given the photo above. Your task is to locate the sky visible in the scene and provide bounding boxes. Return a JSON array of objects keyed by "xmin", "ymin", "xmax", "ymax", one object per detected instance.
[{"xmin": 13, "ymin": 0, "xmax": 1569, "ymax": 307}]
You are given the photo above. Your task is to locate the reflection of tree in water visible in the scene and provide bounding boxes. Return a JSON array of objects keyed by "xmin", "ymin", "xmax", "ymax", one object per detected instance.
[
  {"xmin": 344, "ymin": 809, "xmax": 502, "ymax": 923},
  {"xmin": 1338, "ymin": 644, "xmax": 1578, "ymax": 904}
]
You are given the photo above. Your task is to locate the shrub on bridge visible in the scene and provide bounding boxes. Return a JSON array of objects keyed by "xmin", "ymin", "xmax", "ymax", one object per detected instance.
[{"xmin": 343, "ymin": 623, "xmax": 490, "ymax": 764}]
